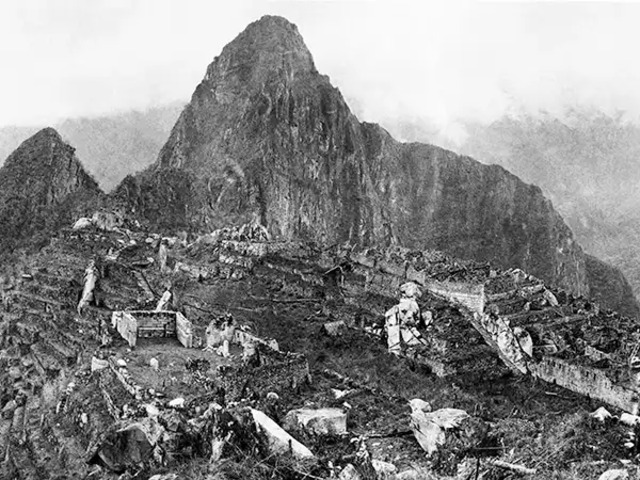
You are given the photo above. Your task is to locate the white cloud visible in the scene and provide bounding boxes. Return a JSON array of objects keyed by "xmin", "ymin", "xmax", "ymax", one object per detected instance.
[{"xmin": 1, "ymin": 0, "xmax": 640, "ymax": 135}]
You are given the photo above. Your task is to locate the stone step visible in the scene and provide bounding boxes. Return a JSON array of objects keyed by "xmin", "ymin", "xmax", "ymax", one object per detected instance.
[
  {"xmin": 487, "ymin": 295, "xmax": 529, "ymax": 309},
  {"xmin": 485, "ymin": 283, "xmax": 545, "ymax": 302},
  {"xmin": 503, "ymin": 305, "xmax": 575, "ymax": 326},
  {"xmin": 525, "ymin": 313, "xmax": 589, "ymax": 330}
]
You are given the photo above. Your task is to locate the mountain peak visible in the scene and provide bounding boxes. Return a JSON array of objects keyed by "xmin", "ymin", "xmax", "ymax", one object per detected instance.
[
  {"xmin": 4, "ymin": 126, "xmax": 70, "ymax": 168},
  {"xmin": 201, "ymin": 15, "xmax": 316, "ymax": 88},
  {"xmin": 34, "ymin": 126, "xmax": 62, "ymax": 140},
  {"xmin": 0, "ymin": 129, "xmax": 102, "ymax": 249}
]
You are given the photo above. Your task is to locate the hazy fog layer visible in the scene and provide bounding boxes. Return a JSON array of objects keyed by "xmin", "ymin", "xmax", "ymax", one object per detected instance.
[{"xmin": 3, "ymin": 0, "xmax": 640, "ymax": 140}]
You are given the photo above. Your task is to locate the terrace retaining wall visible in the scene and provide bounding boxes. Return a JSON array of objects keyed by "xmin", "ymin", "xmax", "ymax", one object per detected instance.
[{"xmin": 530, "ymin": 356, "xmax": 638, "ymax": 412}]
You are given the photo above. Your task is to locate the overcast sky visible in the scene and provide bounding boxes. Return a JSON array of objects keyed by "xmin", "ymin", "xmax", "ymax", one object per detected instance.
[{"xmin": 2, "ymin": 0, "xmax": 640, "ymax": 141}]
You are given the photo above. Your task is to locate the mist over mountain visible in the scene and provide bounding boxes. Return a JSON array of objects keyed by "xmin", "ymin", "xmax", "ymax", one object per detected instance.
[{"xmin": 0, "ymin": 102, "xmax": 183, "ymax": 192}]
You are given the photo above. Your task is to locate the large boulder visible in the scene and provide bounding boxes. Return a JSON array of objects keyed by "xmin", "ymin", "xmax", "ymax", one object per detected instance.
[
  {"xmin": 88, "ymin": 418, "xmax": 164, "ymax": 472},
  {"xmin": 408, "ymin": 400, "xmax": 470, "ymax": 455},
  {"xmin": 598, "ymin": 469, "xmax": 629, "ymax": 480},
  {"xmin": 250, "ymin": 408, "xmax": 315, "ymax": 460}
]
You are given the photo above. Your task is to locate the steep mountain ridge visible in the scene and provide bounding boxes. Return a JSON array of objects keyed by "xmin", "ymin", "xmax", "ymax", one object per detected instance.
[
  {"xmin": 0, "ymin": 128, "xmax": 102, "ymax": 250},
  {"xmin": 451, "ymin": 113, "xmax": 640, "ymax": 313},
  {"xmin": 0, "ymin": 102, "xmax": 183, "ymax": 192},
  {"xmin": 115, "ymin": 15, "xmax": 590, "ymax": 297}
]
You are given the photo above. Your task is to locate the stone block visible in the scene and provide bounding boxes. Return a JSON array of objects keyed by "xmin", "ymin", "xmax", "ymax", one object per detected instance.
[
  {"xmin": 250, "ymin": 409, "xmax": 315, "ymax": 460},
  {"xmin": 284, "ymin": 408, "xmax": 347, "ymax": 435}
]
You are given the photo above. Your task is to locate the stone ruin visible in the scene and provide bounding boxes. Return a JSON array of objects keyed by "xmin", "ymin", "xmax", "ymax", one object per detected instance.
[
  {"xmin": 111, "ymin": 310, "xmax": 193, "ymax": 348},
  {"xmin": 342, "ymin": 246, "xmax": 640, "ymax": 413}
]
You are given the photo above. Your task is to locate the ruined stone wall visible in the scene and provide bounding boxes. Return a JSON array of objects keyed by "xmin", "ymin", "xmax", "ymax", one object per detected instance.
[
  {"xmin": 425, "ymin": 281, "xmax": 485, "ymax": 314},
  {"xmin": 135, "ymin": 311, "xmax": 177, "ymax": 338},
  {"xmin": 530, "ymin": 357, "xmax": 638, "ymax": 412},
  {"xmin": 176, "ymin": 312, "xmax": 193, "ymax": 348},
  {"xmin": 112, "ymin": 311, "xmax": 137, "ymax": 348},
  {"xmin": 112, "ymin": 310, "xmax": 194, "ymax": 347},
  {"xmin": 108, "ymin": 358, "xmax": 142, "ymax": 399}
]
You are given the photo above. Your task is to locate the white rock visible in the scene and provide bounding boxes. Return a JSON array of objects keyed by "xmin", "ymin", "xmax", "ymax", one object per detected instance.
[
  {"xmin": 590, "ymin": 406, "xmax": 612, "ymax": 422},
  {"xmin": 543, "ymin": 289, "xmax": 559, "ymax": 307},
  {"xmin": 91, "ymin": 356, "xmax": 109, "ymax": 372},
  {"xmin": 250, "ymin": 408, "xmax": 315, "ymax": 460},
  {"xmin": 396, "ymin": 468, "xmax": 429, "ymax": 480},
  {"xmin": 145, "ymin": 404, "xmax": 160, "ymax": 417},
  {"xmin": 408, "ymin": 399, "xmax": 432, "ymax": 413},
  {"xmin": 620, "ymin": 413, "xmax": 640, "ymax": 426},
  {"xmin": 332, "ymin": 388, "xmax": 349, "ymax": 399},
  {"xmin": 598, "ymin": 469, "xmax": 629, "ymax": 480},
  {"xmin": 72, "ymin": 217, "xmax": 93, "ymax": 230},
  {"xmin": 409, "ymin": 401, "xmax": 469, "ymax": 455},
  {"xmin": 148, "ymin": 475, "xmax": 177, "ymax": 480},
  {"xmin": 513, "ymin": 327, "xmax": 533, "ymax": 357},
  {"xmin": 323, "ymin": 320, "xmax": 346, "ymax": 336},
  {"xmin": 371, "ymin": 459, "xmax": 397, "ymax": 477},
  {"xmin": 116, "ymin": 359, "xmax": 127, "ymax": 368},
  {"xmin": 149, "ymin": 358, "xmax": 159, "ymax": 371},
  {"xmin": 338, "ymin": 464, "xmax": 362, "ymax": 480},
  {"xmin": 168, "ymin": 398, "xmax": 185, "ymax": 408},
  {"xmin": 284, "ymin": 408, "xmax": 347, "ymax": 435},
  {"xmin": 399, "ymin": 282, "xmax": 422, "ymax": 299}
]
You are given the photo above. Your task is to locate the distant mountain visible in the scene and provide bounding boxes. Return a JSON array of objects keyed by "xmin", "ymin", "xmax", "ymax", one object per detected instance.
[
  {"xmin": 0, "ymin": 128, "xmax": 102, "ymax": 250},
  {"xmin": 0, "ymin": 102, "xmax": 184, "ymax": 192},
  {"xmin": 452, "ymin": 112, "xmax": 640, "ymax": 316},
  {"xmin": 115, "ymin": 15, "xmax": 593, "ymax": 299}
]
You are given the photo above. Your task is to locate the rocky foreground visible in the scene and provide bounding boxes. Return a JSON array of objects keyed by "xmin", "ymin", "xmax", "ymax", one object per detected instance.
[{"xmin": 0, "ymin": 214, "xmax": 638, "ymax": 480}]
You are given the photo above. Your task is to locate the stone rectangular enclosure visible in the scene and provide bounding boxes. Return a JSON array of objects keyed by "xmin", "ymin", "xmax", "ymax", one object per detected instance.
[{"xmin": 111, "ymin": 310, "xmax": 193, "ymax": 348}]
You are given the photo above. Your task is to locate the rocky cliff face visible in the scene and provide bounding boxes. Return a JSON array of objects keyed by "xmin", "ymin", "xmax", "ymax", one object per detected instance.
[
  {"xmin": 0, "ymin": 127, "xmax": 102, "ymax": 249},
  {"xmin": 115, "ymin": 15, "xmax": 587, "ymax": 295},
  {"xmin": 585, "ymin": 254, "xmax": 639, "ymax": 318}
]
